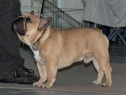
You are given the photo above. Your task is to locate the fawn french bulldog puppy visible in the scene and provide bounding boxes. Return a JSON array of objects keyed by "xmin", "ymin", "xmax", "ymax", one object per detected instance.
[{"xmin": 12, "ymin": 12, "xmax": 112, "ymax": 88}]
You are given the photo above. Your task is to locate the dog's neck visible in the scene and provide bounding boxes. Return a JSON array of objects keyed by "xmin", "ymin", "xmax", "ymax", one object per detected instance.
[
  {"xmin": 32, "ymin": 29, "xmax": 46, "ymax": 45},
  {"xmin": 32, "ymin": 25, "xmax": 51, "ymax": 46}
]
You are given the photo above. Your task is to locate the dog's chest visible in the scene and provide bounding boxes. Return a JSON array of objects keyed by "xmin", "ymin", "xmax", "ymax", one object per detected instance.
[{"xmin": 30, "ymin": 46, "xmax": 45, "ymax": 64}]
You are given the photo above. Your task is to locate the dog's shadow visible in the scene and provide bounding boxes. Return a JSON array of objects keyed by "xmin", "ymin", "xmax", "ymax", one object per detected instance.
[{"xmin": 58, "ymin": 61, "xmax": 93, "ymax": 72}]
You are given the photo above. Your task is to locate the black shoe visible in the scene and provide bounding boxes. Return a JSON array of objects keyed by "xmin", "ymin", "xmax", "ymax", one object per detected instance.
[{"xmin": 0, "ymin": 67, "xmax": 39, "ymax": 84}]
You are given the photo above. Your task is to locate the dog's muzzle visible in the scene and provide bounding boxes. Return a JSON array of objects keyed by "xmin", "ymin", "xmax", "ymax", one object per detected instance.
[{"xmin": 11, "ymin": 17, "xmax": 25, "ymax": 36}]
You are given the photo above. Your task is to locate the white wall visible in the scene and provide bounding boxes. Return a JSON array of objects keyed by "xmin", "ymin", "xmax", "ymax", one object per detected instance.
[
  {"xmin": 19, "ymin": 0, "xmax": 41, "ymax": 16},
  {"xmin": 20, "ymin": 0, "xmax": 84, "ymax": 20},
  {"xmin": 19, "ymin": 0, "xmax": 84, "ymax": 28},
  {"xmin": 48, "ymin": 0, "xmax": 84, "ymax": 22}
]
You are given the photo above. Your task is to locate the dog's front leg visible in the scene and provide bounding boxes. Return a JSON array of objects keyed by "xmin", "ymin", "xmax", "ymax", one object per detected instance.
[
  {"xmin": 41, "ymin": 59, "xmax": 58, "ymax": 88},
  {"xmin": 33, "ymin": 62, "xmax": 47, "ymax": 87}
]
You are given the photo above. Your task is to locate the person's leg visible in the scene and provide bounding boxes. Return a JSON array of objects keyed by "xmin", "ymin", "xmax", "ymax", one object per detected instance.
[{"xmin": 0, "ymin": 0, "xmax": 39, "ymax": 84}]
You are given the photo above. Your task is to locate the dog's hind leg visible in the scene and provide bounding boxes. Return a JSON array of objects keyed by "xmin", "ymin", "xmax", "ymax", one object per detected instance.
[
  {"xmin": 101, "ymin": 60, "xmax": 112, "ymax": 87},
  {"xmin": 92, "ymin": 57, "xmax": 104, "ymax": 85},
  {"xmin": 93, "ymin": 51, "xmax": 112, "ymax": 87}
]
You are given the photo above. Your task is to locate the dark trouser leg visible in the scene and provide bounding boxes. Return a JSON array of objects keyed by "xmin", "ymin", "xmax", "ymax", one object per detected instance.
[{"xmin": 0, "ymin": 0, "xmax": 24, "ymax": 76}]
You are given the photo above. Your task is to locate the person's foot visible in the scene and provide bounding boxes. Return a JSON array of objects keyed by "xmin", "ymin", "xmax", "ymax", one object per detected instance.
[{"xmin": 0, "ymin": 67, "xmax": 39, "ymax": 84}]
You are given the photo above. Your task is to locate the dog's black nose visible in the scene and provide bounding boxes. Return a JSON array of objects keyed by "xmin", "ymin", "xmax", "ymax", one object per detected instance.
[{"xmin": 11, "ymin": 17, "xmax": 25, "ymax": 36}]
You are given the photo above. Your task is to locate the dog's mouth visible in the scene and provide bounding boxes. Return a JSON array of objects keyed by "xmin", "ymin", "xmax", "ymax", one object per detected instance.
[{"xmin": 12, "ymin": 17, "xmax": 26, "ymax": 36}]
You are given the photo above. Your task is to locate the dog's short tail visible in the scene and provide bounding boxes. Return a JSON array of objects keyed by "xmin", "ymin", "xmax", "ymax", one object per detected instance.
[{"xmin": 96, "ymin": 28, "xmax": 102, "ymax": 33}]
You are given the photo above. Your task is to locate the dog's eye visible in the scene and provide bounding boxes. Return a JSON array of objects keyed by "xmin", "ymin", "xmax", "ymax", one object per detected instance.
[{"xmin": 26, "ymin": 17, "xmax": 31, "ymax": 23}]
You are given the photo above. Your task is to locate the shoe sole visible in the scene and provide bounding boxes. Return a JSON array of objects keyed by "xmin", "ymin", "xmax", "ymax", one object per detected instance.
[
  {"xmin": 0, "ymin": 77, "xmax": 17, "ymax": 83},
  {"xmin": 0, "ymin": 77, "xmax": 34, "ymax": 84}
]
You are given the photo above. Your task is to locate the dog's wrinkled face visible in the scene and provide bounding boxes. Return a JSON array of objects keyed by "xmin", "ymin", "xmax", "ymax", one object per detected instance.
[{"xmin": 12, "ymin": 12, "xmax": 52, "ymax": 46}]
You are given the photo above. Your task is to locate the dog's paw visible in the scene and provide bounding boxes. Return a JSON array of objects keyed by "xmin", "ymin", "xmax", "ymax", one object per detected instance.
[
  {"xmin": 33, "ymin": 82, "xmax": 42, "ymax": 88},
  {"xmin": 102, "ymin": 83, "xmax": 112, "ymax": 87},
  {"xmin": 92, "ymin": 80, "xmax": 101, "ymax": 85},
  {"xmin": 41, "ymin": 82, "xmax": 52, "ymax": 88}
]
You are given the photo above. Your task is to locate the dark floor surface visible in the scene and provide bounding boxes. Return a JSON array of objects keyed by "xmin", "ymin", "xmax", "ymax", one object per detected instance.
[{"xmin": 0, "ymin": 43, "xmax": 126, "ymax": 95}]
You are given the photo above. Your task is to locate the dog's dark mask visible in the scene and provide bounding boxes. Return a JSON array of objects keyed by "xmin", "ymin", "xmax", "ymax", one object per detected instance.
[{"xmin": 12, "ymin": 17, "xmax": 25, "ymax": 36}]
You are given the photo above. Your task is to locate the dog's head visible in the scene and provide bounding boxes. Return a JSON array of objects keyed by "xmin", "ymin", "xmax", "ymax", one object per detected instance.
[{"xmin": 12, "ymin": 12, "xmax": 52, "ymax": 46}]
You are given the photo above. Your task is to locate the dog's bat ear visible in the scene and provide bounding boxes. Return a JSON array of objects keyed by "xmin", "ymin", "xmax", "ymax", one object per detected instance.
[
  {"xmin": 30, "ymin": 11, "xmax": 34, "ymax": 14},
  {"xmin": 39, "ymin": 17, "xmax": 52, "ymax": 30}
]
